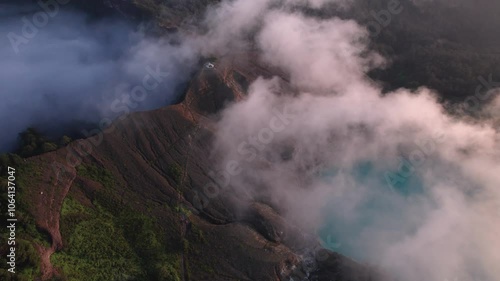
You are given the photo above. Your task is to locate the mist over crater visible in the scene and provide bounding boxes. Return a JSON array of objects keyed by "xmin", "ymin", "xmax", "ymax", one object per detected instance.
[{"xmin": 0, "ymin": 3, "xmax": 197, "ymax": 152}]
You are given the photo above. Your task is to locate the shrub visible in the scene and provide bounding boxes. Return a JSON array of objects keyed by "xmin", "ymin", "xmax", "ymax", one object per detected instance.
[
  {"xmin": 167, "ymin": 163, "xmax": 183, "ymax": 184},
  {"xmin": 76, "ymin": 164, "xmax": 115, "ymax": 189}
]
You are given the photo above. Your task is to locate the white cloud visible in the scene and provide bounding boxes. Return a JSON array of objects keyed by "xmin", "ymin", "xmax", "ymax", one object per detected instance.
[{"xmin": 201, "ymin": 1, "xmax": 500, "ymax": 280}]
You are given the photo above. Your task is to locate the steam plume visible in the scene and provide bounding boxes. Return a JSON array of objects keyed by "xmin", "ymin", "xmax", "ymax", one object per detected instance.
[
  {"xmin": 201, "ymin": 1, "xmax": 500, "ymax": 280},
  {"xmin": 0, "ymin": 4, "xmax": 196, "ymax": 151}
]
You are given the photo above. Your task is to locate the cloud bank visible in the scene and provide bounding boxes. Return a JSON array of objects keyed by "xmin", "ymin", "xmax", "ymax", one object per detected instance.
[
  {"xmin": 0, "ymin": 4, "xmax": 197, "ymax": 151},
  {"xmin": 199, "ymin": 1, "xmax": 500, "ymax": 280}
]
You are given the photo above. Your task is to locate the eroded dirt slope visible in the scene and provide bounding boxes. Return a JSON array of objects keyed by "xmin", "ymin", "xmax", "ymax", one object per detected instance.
[{"xmin": 18, "ymin": 58, "xmax": 384, "ymax": 281}]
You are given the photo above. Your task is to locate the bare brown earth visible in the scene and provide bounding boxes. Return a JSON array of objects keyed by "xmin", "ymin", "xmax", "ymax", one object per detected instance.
[
  {"xmin": 19, "ymin": 56, "xmax": 386, "ymax": 281},
  {"xmin": 7, "ymin": 1, "xmax": 389, "ymax": 280}
]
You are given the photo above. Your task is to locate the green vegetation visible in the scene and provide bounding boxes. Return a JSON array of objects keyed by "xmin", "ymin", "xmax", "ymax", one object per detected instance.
[
  {"xmin": 155, "ymin": 263, "xmax": 181, "ymax": 281},
  {"xmin": 167, "ymin": 163, "xmax": 183, "ymax": 185},
  {"xmin": 60, "ymin": 136, "xmax": 73, "ymax": 146},
  {"xmin": 15, "ymin": 128, "xmax": 72, "ymax": 158},
  {"xmin": 192, "ymin": 225, "xmax": 206, "ymax": 244},
  {"xmin": 59, "ymin": 161, "xmax": 196, "ymax": 280},
  {"xmin": 200, "ymin": 262, "xmax": 216, "ymax": 275},
  {"xmin": 173, "ymin": 204, "xmax": 192, "ymax": 217},
  {"xmin": 0, "ymin": 156, "xmax": 47, "ymax": 280},
  {"xmin": 52, "ymin": 215, "xmax": 143, "ymax": 281},
  {"xmin": 77, "ymin": 164, "xmax": 124, "ymax": 213},
  {"xmin": 76, "ymin": 164, "xmax": 115, "ymax": 189},
  {"xmin": 54, "ymin": 194, "xmax": 185, "ymax": 281},
  {"xmin": 118, "ymin": 211, "xmax": 183, "ymax": 281},
  {"xmin": 0, "ymin": 239, "xmax": 41, "ymax": 281},
  {"xmin": 59, "ymin": 196, "xmax": 93, "ymax": 247},
  {"xmin": 0, "ymin": 153, "xmax": 23, "ymax": 175}
]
